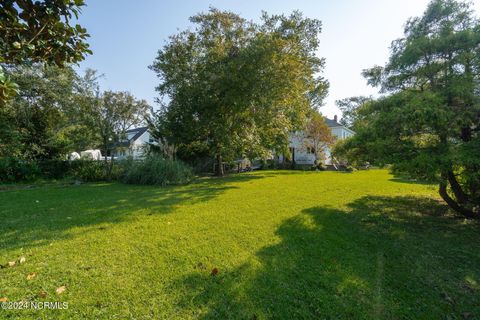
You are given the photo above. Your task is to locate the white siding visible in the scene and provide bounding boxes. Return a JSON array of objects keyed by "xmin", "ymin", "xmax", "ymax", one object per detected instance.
[
  {"xmin": 129, "ymin": 131, "xmax": 150, "ymax": 159},
  {"xmin": 113, "ymin": 130, "xmax": 151, "ymax": 159},
  {"xmin": 279, "ymin": 126, "xmax": 355, "ymax": 165}
]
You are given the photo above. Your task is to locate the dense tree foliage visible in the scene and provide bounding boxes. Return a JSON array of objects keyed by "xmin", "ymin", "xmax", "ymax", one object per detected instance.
[
  {"xmin": 96, "ymin": 91, "xmax": 150, "ymax": 161},
  {"xmin": 150, "ymin": 8, "xmax": 328, "ymax": 175},
  {"xmin": 65, "ymin": 69, "xmax": 150, "ymax": 160},
  {"xmin": 0, "ymin": 0, "xmax": 91, "ymax": 104},
  {"xmin": 0, "ymin": 66, "xmax": 149, "ymax": 164},
  {"xmin": 335, "ymin": 96, "xmax": 371, "ymax": 130},
  {"xmin": 337, "ymin": 0, "xmax": 480, "ymax": 218},
  {"xmin": 0, "ymin": 64, "xmax": 98, "ymax": 160}
]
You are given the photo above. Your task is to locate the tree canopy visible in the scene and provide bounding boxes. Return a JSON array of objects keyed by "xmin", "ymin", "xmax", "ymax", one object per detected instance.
[
  {"xmin": 150, "ymin": 8, "xmax": 328, "ymax": 175},
  {"xmin": 337, "ymin": 0, "xmax": 480, "ymax": 219},
  {"xmin": 335, "ymin": 96, "xmax": 371, "ymax": 131},
  {"xmin": 0, "ymin": 65, "xmax": 149, "ymax": 162},
  {"xmin": 0, "ymin": 0, "xmax": 91, "ymax": 104},
  {"xmin": 0, "ymin": 64, "xmax": 88, "ymax": 160}
]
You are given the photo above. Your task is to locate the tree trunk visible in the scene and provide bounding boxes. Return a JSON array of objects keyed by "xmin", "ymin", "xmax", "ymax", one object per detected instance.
[
  {"xmin": 438, "ymin": 178, "xmax": 478, "ymax": 220},
  {"xmin": 107, "ymin": 154, "xmax": 114, "ymax": 181},
  {"xmin": 103, "ymin": 140, "xmax": 109, "ymax": 178},
  {"xmin": 215, "ymin": 154, "xmax": 224, "ymax": 176},
  {"xmin": 446, "ymin": 171, "xmax": 468, "ymax": 204}
]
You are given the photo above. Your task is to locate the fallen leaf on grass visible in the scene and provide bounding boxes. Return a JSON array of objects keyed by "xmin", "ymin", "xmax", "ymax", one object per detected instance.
[
  {"xmin": 7, "ymin": 261, "xmax": 16, "ymax": 267},
  {"xmin": 211, "ymin": 268, "xmax": 219, "ymax": 276},
  {"xmin": 38, "ymin": 291, "xmax": 47, "ymax": 298},
  {"xmin": 26, "ymin": 272, "xmax": 36, "ymax": 280},
  {"xmin": 0, "ymin": 297, "xmax": 7, "ymax": 302},
  {"xmin": 18, "ymin": 257, "xmax": 26, "ymax": 264},
  {"xmin": 56, "ymin": 286, "xmax": 66, "ymax": 294}
]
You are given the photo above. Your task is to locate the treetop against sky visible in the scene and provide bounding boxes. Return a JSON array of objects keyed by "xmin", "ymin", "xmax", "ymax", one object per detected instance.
[{"xmin": 74, "ymin": 0, "xmax": 480, "ymax": 118}]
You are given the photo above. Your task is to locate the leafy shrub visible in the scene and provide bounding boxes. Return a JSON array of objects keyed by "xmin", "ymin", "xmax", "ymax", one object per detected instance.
[
  {"xmin": 0, "ymin": 157, "xmax": 40, "ymax": 182},
  {"xmin": 69, "ymin": 160, "xmax": 128, "ymax": 182},
  {"xmin": 37, "ymin": 160, "xmax": 72, "ymax": 179},
  {"xmin": 122, "ymin": 155, "xmax": 193, "ymax": 186},
  {"xmin": 188, "ymin": 157, "xmax": 214, "ymax": 174},
  {"xmin": 311, "ymin": 163, "xmax": 326, "ymax": 171},
  {"xmin": 259, "ymin": 159, "xmax": 292, "ymax": 170},
  {"xmin": 293, "ymin": 163, "xmax": 313, "ymax": 171},
  {"xmin": 259, "ymin": 159, "xmax": 274, "ymax": 170},
  {"xmin": 69, "ymin": 160, "xmax": 108, "ymax": 182}
]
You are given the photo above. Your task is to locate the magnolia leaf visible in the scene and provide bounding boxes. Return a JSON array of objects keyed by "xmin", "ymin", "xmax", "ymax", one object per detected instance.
[
  {"xmin": 56, "ymin": 286, "xmax": 66, "ymax": 294},
  {"xmin": 27, "ymin": 272, "xmax": 37, "ymax": 280}
]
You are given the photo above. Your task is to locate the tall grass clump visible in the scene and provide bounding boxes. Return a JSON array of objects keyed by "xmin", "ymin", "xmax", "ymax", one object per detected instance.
[{"xmin": 122, "ymin": 155, "xmax": 193, "ymax": 186}]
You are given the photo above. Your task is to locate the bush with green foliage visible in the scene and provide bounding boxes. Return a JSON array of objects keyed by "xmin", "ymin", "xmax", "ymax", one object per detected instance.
[
  {"xmin": 69, "ymin": 160, "xmax": 109, "ymax": 182},
  {"xmin": 0, "ymin": 158, "xmax": 125, "ymax": 183},
  {"xmin": 122, "ymin": 155, "xmax": 193, "ymax": 186},
  {"xmin": 0, "ymin": 157, "xmax": 40, "ymax": 182},
  {"xmin": 312, "ymin": 163, "xmax": 326, "ymax": 171},
  {"xmin": 37, "ymin": 160, "xmax": 72, "ymax": 180}
]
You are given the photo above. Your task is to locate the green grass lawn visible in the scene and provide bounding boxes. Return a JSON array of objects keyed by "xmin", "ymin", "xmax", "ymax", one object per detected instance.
[{"xmin": 0, "ymin": 170, "xmax": 479, "ymax": 319}]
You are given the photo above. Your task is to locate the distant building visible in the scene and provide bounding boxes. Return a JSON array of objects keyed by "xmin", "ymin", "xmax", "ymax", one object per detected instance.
[
  {"xmin": 116, "ymin": 116, "xmax": 354, "ymax": 164},
  {"xmin": 112, "ymin": 127, "xmax": 154, "ymax": 159},
  {"xmin": 277, "ymin": 116, "xmax": 355, "ymax": 165}
]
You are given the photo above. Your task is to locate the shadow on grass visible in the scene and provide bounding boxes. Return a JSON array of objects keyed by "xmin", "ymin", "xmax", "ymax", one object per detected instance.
[
  {"xmin": 172, "ymin": 196, "xmax": 480, "ymax": 319},
  {"xmin": 389, "ymin": 178, "xmax": 436, "ymax": 186},
  {"xmin": 0, "ymin": 173, "xmax": 267, "ymax": 252},
  {"xmin": 389, "ymin": 172, "xmax": 437, "ymax": 186}
]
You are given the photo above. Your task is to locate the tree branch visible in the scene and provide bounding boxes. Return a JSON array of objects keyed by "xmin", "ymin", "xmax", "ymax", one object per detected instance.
[
  {"xmin": 447, "ymin": 170, "xmax": 469, "ymax": 204},
  {"xmin": 439, "ymin": 179, "xmax": 477, "ymax": 219}
]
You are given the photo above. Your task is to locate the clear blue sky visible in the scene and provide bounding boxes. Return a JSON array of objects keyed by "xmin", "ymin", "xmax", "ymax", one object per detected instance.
[{"xmin": 76, "ymin": 0, "xmax": 480, "ymax": 119}]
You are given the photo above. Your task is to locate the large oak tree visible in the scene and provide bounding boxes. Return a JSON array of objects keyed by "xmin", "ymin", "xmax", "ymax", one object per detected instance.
[{"xmin": 150, "ymin": 8, "xmax": 328, "ymax": 175}]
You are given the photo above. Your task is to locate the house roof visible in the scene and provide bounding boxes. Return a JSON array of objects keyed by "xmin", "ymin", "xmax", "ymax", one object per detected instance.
[
  {"xmin": 325, "ymin": 118, "xmax": 355, "ymax": 134},
  {"xmin": 109, "ymin": 126, "xmax": 148, "ymax": 149},
  {"xmin": 325, "ymin": 118, "xmax": 342, "ymax": 127},
  {"xmin": 127, "ymin": 126, "xmax": 148, "ymax": 142}
]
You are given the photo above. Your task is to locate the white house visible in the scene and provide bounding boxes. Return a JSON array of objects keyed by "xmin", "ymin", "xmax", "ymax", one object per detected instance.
[
  {"xmin": 112, "ymin": 126, "xmax": 154, "ymax": 159},
  {"xmin": 118, "ymin": 116, "xmax": 354, "ymax": 164},
  {"xmin": 278, "ymin": 116, "xmax": 355, "ymax": 165}
]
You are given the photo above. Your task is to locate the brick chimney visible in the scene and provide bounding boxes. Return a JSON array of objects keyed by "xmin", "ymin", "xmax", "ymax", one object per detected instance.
[{"xmin": 334, "ymin": 115, "xmax": 338, "ymax": 122}]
